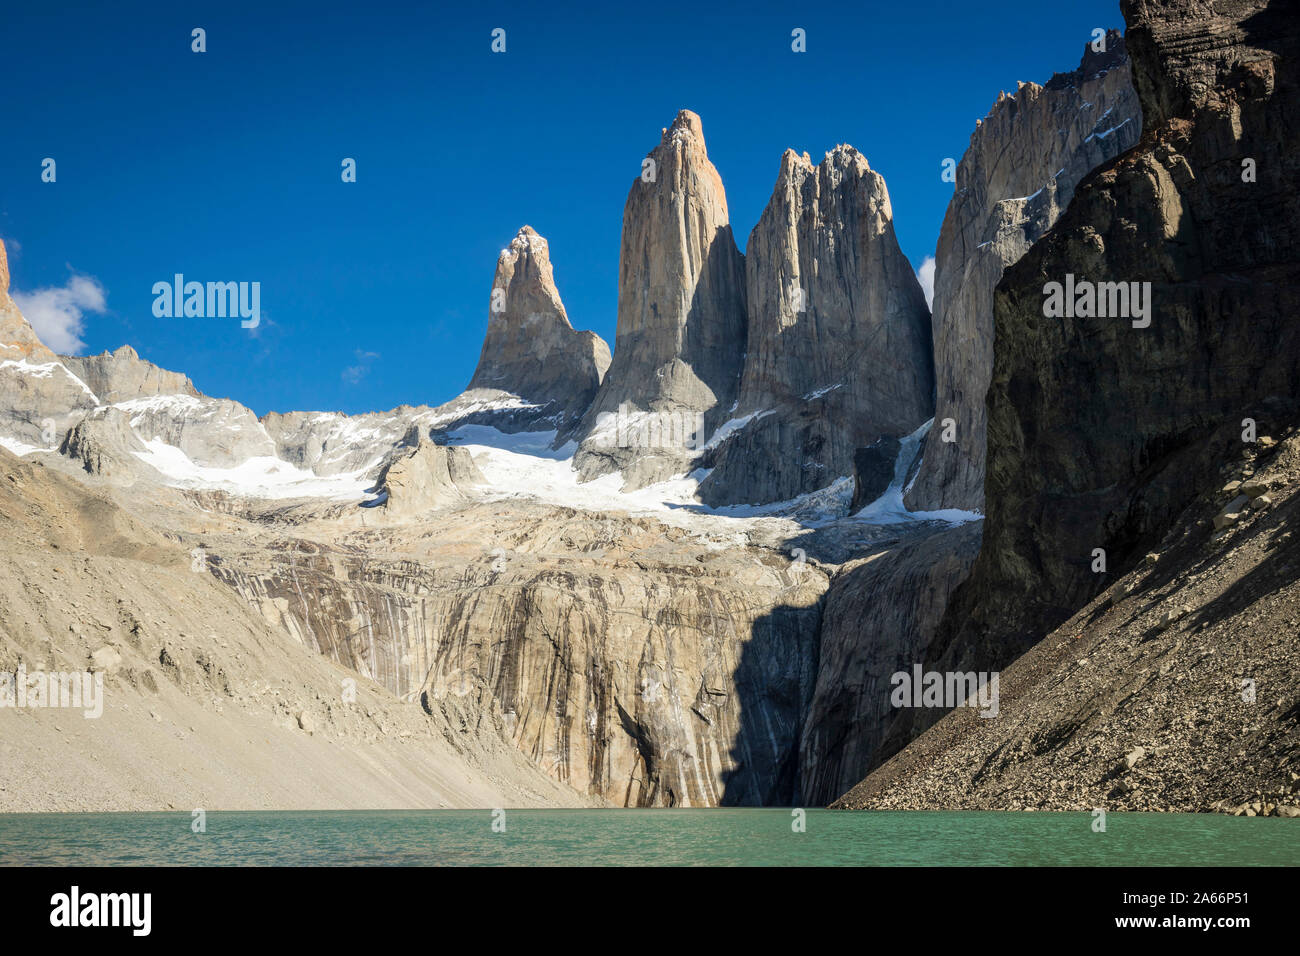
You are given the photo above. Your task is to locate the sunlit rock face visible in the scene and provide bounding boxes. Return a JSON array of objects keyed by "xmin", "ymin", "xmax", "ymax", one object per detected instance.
[
  {"xmin": 0, "ymin": 239, "xmax": 99, "ymax": 450},
  {"xmin": 468, "ymin": 225, "xmax": 610, "ymax": 436},
  {"xmin": 698, "ymin": 145, "xmax": 933, "ymax": 508},
  {"xmin": 572, "ymin": 109, "xmax": 748, "ymax": 490},
  {"xmin": 906, "ymin": 31, "xmax": 1142, "ymax": 513}
]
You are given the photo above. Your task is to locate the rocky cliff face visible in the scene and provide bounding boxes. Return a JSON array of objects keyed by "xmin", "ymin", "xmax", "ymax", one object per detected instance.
[
  {"xmin": 928, "ymin": 0, "xmax": 1300, "ymax": 680},
  {"xmin": 199, "ymin": 483, "xmax": 981, "ymax": 806},
  {"xmin": 699, "ymin": 146, "xmax": 933, "ymax": 506},
  {"xmin": 0, "ymin": 446, "xmax": 592, "ymax": 812},
  {"xmin": 60, "ymin": 406, "xmax": 159, "ymax": 481},
  {"xmin": 905, "ymin": 32, "xmax": 1142, "ymax": 513},
  {"xmin": 13, "ymin": 15, "xmax": 1295, "ymax": 819},
  {"xmin": 58, "ymin": 341, "xmax": 279, "ymax": 469},
  {"xmin": 467, "ymin": 226, "xmax": 610, "ymax": 435},
  {"xmin": 796, "ymin": 523, "xmax": 981, "ymax": 805},
  {"xmin": 364, "ymin": 439, "xmax": 485, "ymax": 517},
  {"xmin": 262, "ymin": 408, "xmax": 420, "ymax": 477},
  {"xmin": 572, "ymin": 110, "xmax": 748, "ymax": 489},
  {"xmin": 209, "ymin": 503, "xmax": 829, "ymax": 806},
  {"xmin": 836, "ymin": 428, "xmax": 1300, "ymax": 814},
  {"xmin": 61, "ymin": 344, "xmax": 199, "ymax": 404},
  {"xmin": 0, "ymin": 240, "xmax": 98, "ymax": 450},
  {"xmin": 121, "ymin": 394, "xmax": 278, "ymax": 467}
]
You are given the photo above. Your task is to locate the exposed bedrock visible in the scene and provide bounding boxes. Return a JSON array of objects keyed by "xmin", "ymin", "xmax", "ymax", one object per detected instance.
[
  {"xmin": 362, "ymin": 439, "xmax": 485, "ymax": 517},
  {"xmin": 698, "ymin": 145, "xmax": 933, "ymax": 507},
  {"xmin": 572, "ymin": 110, "xmax": 748, "ymax": 489},
  {"xmin": 210, "ymin": 508, "xmax": 828, "ymax": 807},
  {"xmin": 929, "ymin": 0, "xmax": 1300, "ymax": 675},
  {"xmin": 906, "ymin": 31, "xmax": 1142, "ymax": 513},
  {"xmin": 797, "ymin": 522, "xmax": 983, "ymax": 804},
  {"xmin": 0, "ymin": 239, "xmax": 99, "ymax": 448},
  {"xmin": 468, "ymin": 225, "xmax": 611, "ymax": 435}
]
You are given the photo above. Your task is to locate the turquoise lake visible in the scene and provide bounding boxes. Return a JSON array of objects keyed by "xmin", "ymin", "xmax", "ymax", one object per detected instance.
[{"xmin": 2, "ymin": 809, "xmax": 1295, "ymax": 866}]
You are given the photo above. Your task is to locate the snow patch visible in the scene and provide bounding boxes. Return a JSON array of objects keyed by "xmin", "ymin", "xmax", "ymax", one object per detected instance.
[
  {"xmin": 699, "ymin": 410, "xmax": 771, "ymax": 452},
  {"xmin": 853, "ymin": 419, "xmax": 982, "ymax": 525},
  {"xmin": 0, "ymin": 358, "xmax": 97, "ymax": 399},
  {"xmin": 0, "ymin": 435, "xmax": 46, "ymax": 457},
  {"xmin": 110, "ymin": 394, "xmax": 205, "ymax": 425},
  {"xmin": 445, "ymin": 424, "xmax": 859, "ymax": 530},
  {"xmin": 419, "ymin": 392, "xmax": 551, "ymax": 433},
  {"xmin": 1085, "ymin": 117, "xmax": 1133, "ymax": 143},
  {"xmin": 443, "ymin": 424, "xmax": 570, "ymax": 459},
  {"xmin": 707, "ymin": 476, "xmax": 855, "ymax": 522},
  {"xmin": 131, "ymin": 439, "xmax": 372, "ymax": 500},
  {"xmin": 802, "ymin": 383, "xmax": 844, "ymax": 401}
]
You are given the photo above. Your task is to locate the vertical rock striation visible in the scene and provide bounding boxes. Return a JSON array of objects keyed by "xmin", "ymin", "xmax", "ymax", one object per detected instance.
[
  {"xmin": 931, "ymin": 0, "xmax": 1300, "ymax": 669},
  {"xmin": 210, "ymin": 507, "xmax": 827, "ymax": 807},
  {"xmin": 572, "ymin": 110, "xmax": 748, "ymax": 490},
  {"xmin": 798, "ymin": 522, "xmax": 983, "ymax": 805},
  {"xmin": 698, "ymin": 146, "xmax": 933, "ymax": 506},
  {"xmin": 906, "ymin": 32, "xmax": 1142, "ymax": 513}
]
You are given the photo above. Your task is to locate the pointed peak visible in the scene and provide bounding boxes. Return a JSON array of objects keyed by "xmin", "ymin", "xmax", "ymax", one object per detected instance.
[
  {"xmin": 988, "ymin": 77, "xmax": 1044, "ymax": 116},
  {"xmin": 823, "ymin": 143, "xmax": 869, "ymax": 170},
  {"xmin": 113, "ymin": 343, "xmax": 140, "ymax": 361},
  {"xmin": 775, "ymin": 145, "xmax": 871, "ymax": 186},
  {"xmin": 500, "ymin": 225, "xmax": 550, "ymax": 262},
  {"xmin": 669, "ymin": 109, "xmax": 703, "ymax": 134},
  {"xmin": 0, "ymin": 238, "xmax": 9, "ymax": 295},
  {"xmin": 1045, "ymin": 29, "xmax": 1127, "ymax": 91},
  {"xmin": 779, "ymin": 148, "xmax": 815, "ymax": 177},
  {"xmin": 661, "ymin": 109, "xmax": 706, "ymax": 148}
]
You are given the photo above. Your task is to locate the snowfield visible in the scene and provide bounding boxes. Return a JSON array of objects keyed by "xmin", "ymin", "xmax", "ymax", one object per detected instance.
[
  {"xmin": 131, "ymin": 439, "xmax": 374, "ymax": 500},
  {"xmin": 1, "ymin": 380, "xmax": 982, "ymax": 527},
  {"xmin": 445, "ymin": 421, "xmax": 981, "ymax": 529},
  {"xmin": 1, "ymin": 357, "xmax": 97, "ymax": 398},
  {"xmin": 853, "ymin": 420, "xmax": 982, "ymax": 526}
]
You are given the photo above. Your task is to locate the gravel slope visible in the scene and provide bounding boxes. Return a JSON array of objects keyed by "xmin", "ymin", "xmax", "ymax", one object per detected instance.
[
  {"xmin": 0, "ymin": 448, "xmax": 598, "ymax": 811},
  {"xmin": 834, "ymin": 430, "xmax": 1300, "ymax": 815}
]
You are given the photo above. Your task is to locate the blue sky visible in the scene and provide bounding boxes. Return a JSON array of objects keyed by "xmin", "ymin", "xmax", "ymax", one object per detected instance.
[{"xmin": 1, "ymin": 0, "xmax": 1126, "ymax": 416}]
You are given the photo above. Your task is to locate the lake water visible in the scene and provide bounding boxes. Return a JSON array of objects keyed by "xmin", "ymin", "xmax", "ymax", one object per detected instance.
[{"xmin": 2, "ymin": 809, "xmax": 1295, "ymax": 866}]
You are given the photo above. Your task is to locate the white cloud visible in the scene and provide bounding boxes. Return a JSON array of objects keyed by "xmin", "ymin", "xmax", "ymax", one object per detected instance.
[
  {"xmin": 342, "ymin": 349, "xmax": 379, "ymax": 385},
  {"xmin": 12, "ymin": 273, "xmax": 107, "ymax": 354},
  {"xmin": 916, "ymin": 256, "xmax": 936, "ymax": 311}
]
